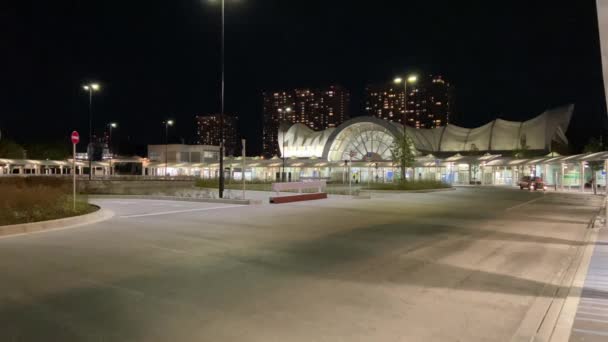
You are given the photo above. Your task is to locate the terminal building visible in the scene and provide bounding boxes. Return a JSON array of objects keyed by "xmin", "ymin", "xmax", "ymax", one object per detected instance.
[{"xmin": 1, "ymin": 104, "xmax": 607, "ymax": 191}]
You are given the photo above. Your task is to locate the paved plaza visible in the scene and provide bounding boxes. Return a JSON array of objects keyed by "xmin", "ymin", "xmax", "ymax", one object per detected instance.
[{"xmin": 0, "ymin": 188, "xmax": 603, "ymax": 341}]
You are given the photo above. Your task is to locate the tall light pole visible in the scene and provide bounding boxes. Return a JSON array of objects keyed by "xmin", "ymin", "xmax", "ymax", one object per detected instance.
[
  {"xmin": 208, "ymin": 0, "xmax": 240, "ymax": 196},
  {"xmin": 393, "ymin": 75, "xmax": 417, "ymax": 134},
  {"xmin": 107, "ymin": 122, "xmax": 117, "ymax": 176},
  {"xmin": 278, "ymin": 107, "xmax": 292, "ymax": 182},
  {"xmin": 394, "ymin": 75, "xmax": 417, "ymax": 181},
  {"xmin": 208, "ymin": 0, "xmax": 228, "ymax": 197},
  {"xmin": 163, "ymin": 120, "xmax": 174, "ymax": 177},
  {"xmin": 83, "ymin": 83, "xmax": 100, "ymax": 180}
]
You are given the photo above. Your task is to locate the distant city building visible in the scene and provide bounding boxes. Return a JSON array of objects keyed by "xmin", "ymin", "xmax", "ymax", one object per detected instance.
[
  {"xmin": 263, "ymin": 85, "xmax": 350, "ymax": 156},
  {"xmin": 195, "ymin": 114, "xmax": 238, "ymax": 156},
  {"xmin": 365, "ymin": 75, "xmax": 453, "ymax": 129}
]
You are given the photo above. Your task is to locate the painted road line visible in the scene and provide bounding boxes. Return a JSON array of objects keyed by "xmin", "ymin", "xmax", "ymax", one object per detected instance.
[
  {"xmin": 505, "ymin": 195, "xmax": 545, "ymax": 211},
  {"xmin": 574, "ymin": 317, "xmax": 608, "ymax": 324},
  {"xmin": 119, "ymin": 205, "xmax": 240, "ymax": 218},
  {"xmin": 576, "ymin": 311, "xmax": 608, "ymax": 317},
  {"xmin": 572, "ymin": 328, "xmax": 608, "ymax": 337}
]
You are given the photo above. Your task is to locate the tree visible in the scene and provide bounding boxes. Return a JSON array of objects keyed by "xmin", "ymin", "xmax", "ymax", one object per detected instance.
[
  {"xmin": 24, "ymin": 142, "xmax": 70, "ymax": 160},
  {"xmin": 0, "ymin": 139, "xmax": 25, "ymax": 159},
  {"xmin": 583, "ymin": 137, "xmax": 604, "ymax": 195},
  {"xmin": 583, "ymin": 137, "xmax": 603, "ymax": 154},
  {"xmin": 390, "ymin": 134, "xmax": 416, "ymax": 182},
  {"xmin": 469, "ymin": 144, "xmax": 481, "ymax": 183}
]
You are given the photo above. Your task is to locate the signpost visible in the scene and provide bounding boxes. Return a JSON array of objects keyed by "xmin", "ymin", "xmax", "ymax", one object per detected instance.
[
  {"xmin": 242, "ymin": 139, "xmax": 246, "ymax": 200},
  {"xmin": 71, "ymin": 131, "xmax": 80, "ymax": 211}
]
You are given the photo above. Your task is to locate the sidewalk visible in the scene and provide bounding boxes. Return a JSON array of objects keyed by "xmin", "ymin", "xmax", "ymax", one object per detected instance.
[{"xmin": 568, "ymin": 227, "xmax": 608, "ymax": 341}]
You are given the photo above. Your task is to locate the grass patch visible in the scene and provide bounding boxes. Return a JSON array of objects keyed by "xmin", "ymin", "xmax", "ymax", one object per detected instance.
[
  {"xmin": 196, "ymin": 178, "xmax": 449, "ymax": 194},
  {"xmin": 0, "ymin": 177, "xmax": 95, "ymax": 226},
  {"xmin": 195, "ymin": 179, "xmax": 273, "ymax": 191},
  {"xmin": 362, "ymin": 180, "xmax": 451, "ymax": 191}
]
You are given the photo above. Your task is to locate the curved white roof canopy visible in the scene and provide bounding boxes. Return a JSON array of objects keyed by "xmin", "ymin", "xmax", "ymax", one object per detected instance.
[{"xmin": 279, "ymin": 105, "xmax": 573, "ymax": 161}]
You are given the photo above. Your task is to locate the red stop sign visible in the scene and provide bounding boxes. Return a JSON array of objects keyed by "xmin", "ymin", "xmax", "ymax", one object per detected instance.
[{"xmin": 71, "ymin": 131, "xmax": 80, "ymax": 144}]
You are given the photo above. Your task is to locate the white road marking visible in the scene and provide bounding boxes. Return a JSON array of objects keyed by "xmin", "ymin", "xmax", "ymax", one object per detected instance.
[
  {"xmin": 579, "ymin": 305, "xmax": 608, "ymax": 311},
  {"xmin": 119, "ymin": 205, "xmax": 240, "ymax": 218},
  {"xmin": 577, "ymin": 311, "xmax": 608, "ymax": 317},
  {"xmin": 573, "ymin": 328, "xmax": 608, "ymax": 336},
  {"xmin": 81, "ymin": 278, "xmax": 145, "ymax": 297},
  {"xmin": 145, "ymin": 243, "xmax": 191, "ymax": 254},
  {"xmin": 505, "ymin": 195, "xmax": 545, "ymax": 211}
]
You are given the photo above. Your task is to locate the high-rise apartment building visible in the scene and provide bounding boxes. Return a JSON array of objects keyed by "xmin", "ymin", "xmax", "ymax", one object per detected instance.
[
  {"xmin": 195, "ymin": 114, "xmax": 239, "ymax": 156},
  {"xmin": 365, "ymin": 75, "xmax": 452, "ymax": 129},
  {"xmin": 263, "ymin": 85, "xmax": 350, "ymax": 156}
]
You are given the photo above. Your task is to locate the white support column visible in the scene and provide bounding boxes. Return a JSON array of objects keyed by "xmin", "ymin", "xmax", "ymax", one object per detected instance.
[
  {"xmin": 561, "ymin": 164, "xmax": 565, "ymax": 191},
  {"xmin": 581, "ymin": 162, "xmax": 585, "ymax": 193}
]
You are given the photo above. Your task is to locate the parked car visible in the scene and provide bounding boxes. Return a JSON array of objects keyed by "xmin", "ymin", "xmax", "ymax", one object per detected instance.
[{"xmin": 519, "ymin": 176, "xmax": 547, "ymax": 191}]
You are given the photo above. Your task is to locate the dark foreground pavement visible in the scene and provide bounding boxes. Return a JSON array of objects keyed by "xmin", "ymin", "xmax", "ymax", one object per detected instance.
[{"xmin": 0, "ymin": 188, "xmax": 602, "ymax": 341}]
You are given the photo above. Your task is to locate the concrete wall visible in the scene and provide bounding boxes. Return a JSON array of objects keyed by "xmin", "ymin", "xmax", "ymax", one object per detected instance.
[{"xmin": 80, "ymin": 180, "xmax": 196, "ymax": 195}]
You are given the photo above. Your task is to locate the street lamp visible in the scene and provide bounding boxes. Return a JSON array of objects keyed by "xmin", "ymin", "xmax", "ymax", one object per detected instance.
[
  {"xmin": 208, "ymin": 0, "xmax": 243, "ymax": 197},
  {"xmin": 394, "ymin": 75, "xmax": 417, "ymax": 181},
  {"xmin": 163, "ymin": 120, "xmax": 174, "ymax": 177},
  {"xmin": 107, "ymin": 122, "xmax": 117, "ymax": 176},
  {"xmin": 208, "ymin": 0, "xmax": 229, "ymax": 197},
  {"xmin": 83, "ymin": 82, "xmax": 100, "ymax": 180},
  {"xmin": 278, "ymin": 107, "xmax": 292, "ymax": 182},
  {"xmin": 393, "ymin": 75, "xmax": 417, "ymax": 132}
]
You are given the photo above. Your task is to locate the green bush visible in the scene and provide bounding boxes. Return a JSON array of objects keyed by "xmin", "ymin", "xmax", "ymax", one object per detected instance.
[
  {"xmin": 195, "ymin": 179, "xmax": 273, "ymax": 191},
  {"xmin": 363, "ymin": 180, "xmax": 450, "ymax": 191},
  {"xmin": 0, "ymin": 177, "xmax": 94, "ymax": 226}
]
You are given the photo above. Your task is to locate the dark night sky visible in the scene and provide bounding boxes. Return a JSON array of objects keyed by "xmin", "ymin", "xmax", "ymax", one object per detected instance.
[{"xmin": 1, "ymin": 0, "xmax": 606, "ymax": 155}]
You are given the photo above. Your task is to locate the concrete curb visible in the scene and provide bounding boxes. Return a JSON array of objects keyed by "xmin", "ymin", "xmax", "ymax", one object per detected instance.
[
  {"xmin": 511, "ymin": 199, "xmax": 604, "ymax": 342},
  {"xmin": 546, "ymin": 200, "xmax": 606, "ymax": 341},
  {"xmin": 88, "ymin": 194, "xmax": 254, "ymax": 205},
  {"xmin": 0, "ymin": 206, "xmax": 114, "ymax": 238}
]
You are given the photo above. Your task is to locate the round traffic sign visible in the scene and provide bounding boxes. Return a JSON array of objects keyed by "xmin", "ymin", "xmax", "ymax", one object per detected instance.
[{"xmin": 71, "ymin": 131, "xmax": 80, "ymax": 144}]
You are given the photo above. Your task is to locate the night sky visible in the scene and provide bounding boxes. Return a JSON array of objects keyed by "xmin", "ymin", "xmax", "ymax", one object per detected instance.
[{"xmin": 2, "ymin": 0, "xmax": 606, "ymax": 155}]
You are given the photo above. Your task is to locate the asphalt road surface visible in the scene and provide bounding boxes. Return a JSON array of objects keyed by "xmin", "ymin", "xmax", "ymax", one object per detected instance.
[{"xmin": 0, "ymin": 188, "xmax": 602, "ymax": 341}]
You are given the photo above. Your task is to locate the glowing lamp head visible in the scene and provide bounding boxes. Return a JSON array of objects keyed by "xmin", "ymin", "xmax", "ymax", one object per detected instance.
[
  {"xmin": 166, "ymin": 120, "xmax": 174, "ymax": 126},
  {"xmin": 407, "ymin": 75, "xmax": 418, "ymax": 83},
  {"xmin": 83, "ymin": 83, "xmax": 100, "ymax": 91},
  {"xmin": 393, "ymin": 77, "xmax": 403, "ymax": 84},
  {"xmin": 110, "ymin": 122, "xmax": 117, "ymax": 128}
]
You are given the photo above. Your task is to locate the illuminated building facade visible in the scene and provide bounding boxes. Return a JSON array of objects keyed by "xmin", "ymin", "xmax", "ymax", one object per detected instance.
[
  {"xmin": 196, "ymin": 114, "xmax": 239, "ymax": 156},
  {"xmin": 365, "ymin": 75, "xmax": 453, "ymax": 129},
  {"xmin": 262, "ymin": 85, "xmax": 350, "ymax": 157}
]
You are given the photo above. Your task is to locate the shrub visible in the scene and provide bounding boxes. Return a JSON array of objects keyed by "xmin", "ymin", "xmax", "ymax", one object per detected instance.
[
  {"xmin": 363, "ymin": 180, "xmax": 450, "ymax": 191},
  {"xmin": 0, "ymin": 177, "xmax": 93, "ymax": 226}
]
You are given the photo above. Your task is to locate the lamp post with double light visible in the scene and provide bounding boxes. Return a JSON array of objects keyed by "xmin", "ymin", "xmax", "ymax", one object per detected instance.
[
  {"xmin": 393, "ymin": 75, "xmax": 417, "ymax": 180},
  {"xmin": 83, "ymin": 82, "xmax": 100, "ymax": 179},
  {"xmin": 393, "ymin": 75, "xmax": 417, "ymax": 134},
  {"xmin": 278, "ymin": 107, "xmax": 292, "ymax": 182}
]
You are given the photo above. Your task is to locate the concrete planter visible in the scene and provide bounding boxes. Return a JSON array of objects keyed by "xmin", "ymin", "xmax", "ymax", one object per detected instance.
[{"xmin": 88, "ymin": 194, "xmax": 255, "ymax": 205}]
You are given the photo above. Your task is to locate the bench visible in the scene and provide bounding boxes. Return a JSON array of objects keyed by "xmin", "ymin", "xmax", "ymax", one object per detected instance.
[{"xmin": 269, "ymin": 181, "xmax": 328, "ymax": 204}]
